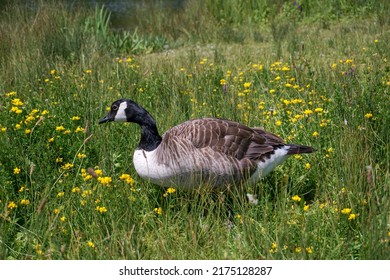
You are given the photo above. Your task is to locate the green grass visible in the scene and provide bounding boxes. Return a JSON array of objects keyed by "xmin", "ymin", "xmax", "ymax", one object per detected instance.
[{"xmin": 0, "ymin": 1, "xmax": 389, "ymax": 260}]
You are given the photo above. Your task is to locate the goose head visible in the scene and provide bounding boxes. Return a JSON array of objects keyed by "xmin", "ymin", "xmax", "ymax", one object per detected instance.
[
  {"xmin": 99, "ymin": 99, "xmax": 144, "ymax": 124},
  {"xmin": 99, "ymin": 99, "xmax": 162, "ymax": 151}
]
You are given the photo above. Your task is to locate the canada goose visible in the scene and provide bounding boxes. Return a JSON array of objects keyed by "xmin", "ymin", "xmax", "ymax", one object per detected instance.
[{"xmin": 99, "ymin": 99, "xmax": 315, "ymax": 189}]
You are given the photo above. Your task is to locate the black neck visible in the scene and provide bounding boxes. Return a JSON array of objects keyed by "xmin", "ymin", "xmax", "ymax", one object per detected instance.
[
  {"xmin": 132, "ymin": 108, "xmax": 162, "ymax": 151},
  {"xmin": 139, "ymin": 122, "xmax": 162, "ymax": 151}
]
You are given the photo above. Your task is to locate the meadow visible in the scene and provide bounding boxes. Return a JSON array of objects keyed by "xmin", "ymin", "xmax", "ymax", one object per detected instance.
[{"xmin": 0, "ymin": 0, "xmax": 389, "ymax": 259}]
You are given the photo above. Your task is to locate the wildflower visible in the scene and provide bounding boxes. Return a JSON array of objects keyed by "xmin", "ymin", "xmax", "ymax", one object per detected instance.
[
  {"xmin": 220, "ymin": 79, "xmax": 227, "ymax": 85},
  {"xmin": 348, "ymin": 213, "xmax": 356, "ymax": 220},
  {"xmin": 71, "ymin": 116, "xmax": 80, "ymax": 121},
  {"xmin": 8, "ymin": 201, "xmax": 17, "ymax": 209},
  {"xmin": 97, "ymin": 176, "xmax": 112, "ymax": 185},
  {"xmin": 154, "ymin": 207, "xmax": 163, "ymax": 215},
  {"xmin": 61, "ymin": 163, "xmax": 74, "ymax": 170},
  {"xmin": 72, "ymin": 187, "xmax": 81, "ymax": 193},
  {"xmin": 48, "ymin": 137, "xmax": 54, "ymax": 143},
  {"xmin": 20, "ymin": 199, "xmax": 30, "ymax": 206},
  {"xmin": 96, "ymin": 206, "xmax": 107, "ymax": 213},
  {"xmin": 304, "ymin": 109, "xmax": 313, "ymax": 115},
  {"xmin": 163, "ymin": 187, "xmax": 176, "ymax": 197},
  {"xmin": 53, "ymin": 208, "xmax": 60, "ymax": 214},
  {"xmin": 14, "ymin": 124, "xmax": 21, "ymax": 130},
  {"xmin": 295, "ymin": 247, "xmax": 302, "ymax": 253},
  {"xmin": 292, "ymin": 195, "xmax": 301, "ymax": 202},
  {"xmin": 6, "ymin": 91, "xmax": 17, "ymax": 97},
  {"xmin": 75, "ymin": 126, "xmax": 84, "ymax": 133},
  {"xmin": 275, "ymin": 120, "xmax": 282, "ymax": 126},
  {"xmin": 94, "ymin": 169, "xmax": 103, "ymax": 176},
  {"xmin": 25, "ymin": 129, "xmax": 31, "ymax": 134},
  {"xmin": 341, "ymin": 208, "xmax": 352, "ymax": 215},
  {"xmin": 1, "ymin": 127, "xmax": 6, "ymax": 132},
  {"xmin": 119, "ymin": 173, "xmax": 135, "ymax": 186},
  {"xmin": 364, "ymin": 113, "xmax": 373, "ymax": 119},
  {"xmin": 18, "ymin": 185, "xmax": 26, "ymax": 192},
  {"xmin": 13, "ymin": 167, "xmax": 21, "ymax": 174},
  {"xmin": 86, "ymin": 241, "xmax": 95, "ymax": 248},
  {"xmin": 294, "ymin": 155, "xmax": 303, "ymax": 160},
  {"xmin": 77, "ymin": 153, "xmax": 86, "ymax": 159},
  {"xmin": 60, "ymin": 216, "xmax": 66, "ymax": 222},
  {"xmin": 303, "ymin": 204, "xmax": 310, "ymax": 211},
  {"xmin": 56, "ymin": 126, "xmax": 66, "ymax": 131},
  {"xmin": 41, "ymin": 110, "xmax": 49, "ymax": 115},
  {"xmin": 243, "ymin": 82, "xmax": 251, "ymax": 88},
  {"xmin": 312, "ymin": 131, "xmax": 319, "ymax": 138},
  {"xmin": 269, "ymin": 89, "xmax": 276, "ymax": 94},
  {"xmin": 314, "ymin": 108, "xmax": 323, "ymax": 113},
  {"xmin": 269, "ymin": 242, "xmax": 277, "ymax": 253},
  {"xmin": 11, "ymin": 98, "xmax": 23, "ymax": 106},
  {"xmin": 57, "ymin": 191, "xmax": 65, "ymax": 198},
  {"xmin": 374, "ymin": 39, "xmax": 379, "ymax": 43},
  {"xmin": 50, "ymin": 69, "xmax": 56, "ymax": 75},
  {"xmin": 85, "ymin": 69, "xmax": 92, "ymax": 74},
  {"xmin": 306, "ymin": 247, "xmax": 313, "ymax": 254}
]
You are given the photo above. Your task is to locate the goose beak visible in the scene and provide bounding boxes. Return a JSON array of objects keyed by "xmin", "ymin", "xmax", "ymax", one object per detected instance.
[{"xmin": 99, "ymin": 115, "xmax": 113, "ymax": 124}]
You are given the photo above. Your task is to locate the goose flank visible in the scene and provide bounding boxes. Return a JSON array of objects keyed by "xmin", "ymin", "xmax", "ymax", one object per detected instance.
[{"xmin": 99, "ymin": 99, "xmax": 315, "ymax": 189}]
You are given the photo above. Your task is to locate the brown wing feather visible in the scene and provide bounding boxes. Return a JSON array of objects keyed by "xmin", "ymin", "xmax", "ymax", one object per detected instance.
[{"xmin": 163, "ymin": 117, "xmax": 285, "ymax": 164}]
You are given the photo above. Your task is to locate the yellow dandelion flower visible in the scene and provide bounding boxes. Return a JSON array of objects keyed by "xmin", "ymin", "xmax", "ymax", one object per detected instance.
[
  {"xmin": 269, "ymin": 89, "xmax": 276, "ymax": 94},
  {"xmin": 96, "ymin": 206, "xmax": 107, "ymax": 213},
  {"xmin": 48, "ymin": 137, "xmax": 54, "ymax": 143},
  {"xmin": 71, "ymin": 116, "xmax": 80, "ymax": 121},
  {"xmin": 75, "ymin": 126, "xmax": 84, "ymax": 133},
  {"xmin": 85, "ymin": 69, "xmax": 92, "ymax": 74},
  {"xmin": 14, "ymin": 124, "xmax": 21, "ymax": 130},
  {"xmin": 314, "ymin": 108, "xmax": 323, "ymax": 113},
  {"xmin": 269, "ymin": 242, "xmax": 277, "ymax": 253},
  {"xmin": 220, "ymin": 79, "xmax": 227, "ymax": 85},
  {"xmin": 243, "ymin": 82, "xmax": 251, "ymax": 88},
  {"xmin": 312, "ymin": 131, "xmax": 319, "ymax": 138},
  {"xmin": 292, "ymin": 195, "xmax": 301, "ymax": 202},
  {"xmin": 41, "ymin": 110, "xmax": 49, "ymax": 115},
  {"xmin": 61, "ymin": 163, "xmax": 73, "ymax": 170},
  {"xmin": 304, "ymin": 204, "xmax": 310, "ymax": 211},
  {"xmin": 11, "ymin": 98, "xmax": 23, "ymax": 106},
  {"xmin": 77, "ymin": 153, "xmax": 86, "ymax": 159},
  {"xmin": 295, "ymin": 247, "xmax": 302, "ymax": 253},
  {"xmin": 60, "ymin": 216, "xmax": 66, "ymax": 222},
  {"xmin": 154, "ymin": 207, "xmax": 163, "ymax": 215},
  {"xmin": 55, "ymin": 126, "xmax": 65, "ymax": 131},
  {"xmin": 348, "ymin": 213, "xmax": 356, "ymax": 220},
  {"xmin": 1, "ymin": 127, "xmax": 7, "ymax": 132},
  {"xmin": 364, "ymin": 113, "xmax": 373, "ymax": 119},
  {"xmin": 305, "ymin": 163, "xmax": 311, "ymax": 170},
  {"xmin": 94, "ymin": 169, "xmax": 103, "ymax": 176},
  {"xmin": 294, "ymin": 154, "xmax": 303, "ymax": 160},
  {"xmin": 8, "ymin": 201, "xmax": 17, "ymax": 209},
  {"xmin": 275, "ymin": 120, "xmax": 282, "ymax": 126},
  {"xmin": 341, "ymin": 208, "xmax": 352, "ymax": 215},
  {"xmin": 72, "ymin": 187, "xmax": 81, "ymax": 193},
  {"xmin": 306, "ymin": 247, "xmax": 313, "ymax": 254},
  {"xmin": 13, "ymin": 167, "xmax": 21, "ymax": 174},
  {"xmin": 57, "ymin": 191, "xmax": 65, "ymax": 198},
  {"xmin": 86, "ymin": 241, "xmax": 95, "ymax": 248},
  {"xmin": 97, "ymin": 176, "xmax": 112, "ymax": 185},
  {"xmin": 20, "ymin": 199, "xmax": 30, "ymax": 206},
  {"xmin": 50, "ymin": 69, "xmax": 56, "ymax": 75},
  {"xmin": 25, "ymin": 129, "xmax": 31, "ymax": 134},
  {"xmin": 53, "ymin": 208, "xmax": 60, "ymax": 214}
]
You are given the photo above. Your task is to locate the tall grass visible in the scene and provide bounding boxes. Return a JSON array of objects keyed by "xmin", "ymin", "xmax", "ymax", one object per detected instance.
[{"xmin": 0, "ymin": 0, "xmax": 389, "ymax": 260}]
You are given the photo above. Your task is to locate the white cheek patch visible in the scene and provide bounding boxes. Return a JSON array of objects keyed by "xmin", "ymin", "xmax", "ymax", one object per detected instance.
[{"xmin": 114, "ymin": 101, "xmax": 128, "ymax": 122}]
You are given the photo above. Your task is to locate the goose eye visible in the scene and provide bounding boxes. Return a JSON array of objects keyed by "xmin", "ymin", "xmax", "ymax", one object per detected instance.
[{"xmin": 112, "ymin": 105, "xmax": 118, "ymax": 111}]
